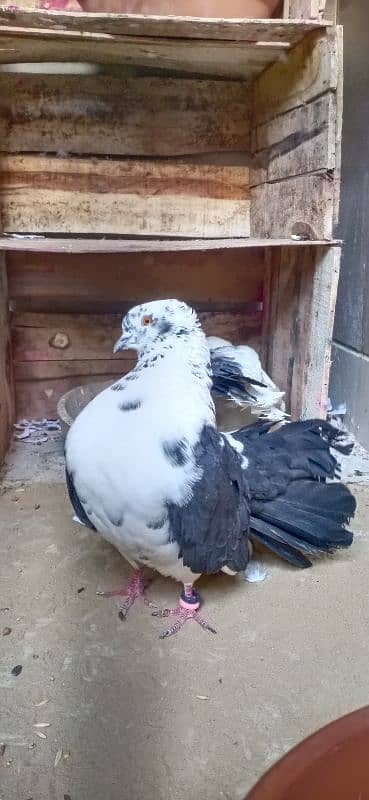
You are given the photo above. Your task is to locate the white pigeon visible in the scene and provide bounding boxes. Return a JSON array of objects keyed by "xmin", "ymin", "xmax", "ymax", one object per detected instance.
[
  {"xmin": 65, "ymin": 300, "xmax": 355, "ymax": 638},
  {"xmin": 207, "ymin": 336, "xmax": 286, "ymax": 431}
]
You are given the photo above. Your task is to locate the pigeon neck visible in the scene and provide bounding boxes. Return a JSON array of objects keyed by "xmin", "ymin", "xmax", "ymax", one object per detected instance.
[{"xmin": 136, "ymin": 327, "xmax": 211, "ymax": 384}]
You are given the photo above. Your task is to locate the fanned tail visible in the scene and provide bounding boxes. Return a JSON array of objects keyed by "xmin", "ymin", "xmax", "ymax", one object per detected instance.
[
  {"xmin": 235, "ymin": 419, "xmax": 356, "ymax": 568},
  {"xmin": 250, "ymin": 480, "xmax": 355, "ymax": 567}
]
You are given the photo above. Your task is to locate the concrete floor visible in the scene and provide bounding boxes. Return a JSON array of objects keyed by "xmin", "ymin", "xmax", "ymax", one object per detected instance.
[{"xmin": 1, "ymin": 456, "xmax": 369, "ymax": 800}]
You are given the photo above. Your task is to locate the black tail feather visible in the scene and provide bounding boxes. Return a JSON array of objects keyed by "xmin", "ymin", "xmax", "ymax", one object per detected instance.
[{"xmin": 250, "ymin": 480, "xmax": 355, "ymax": 568}]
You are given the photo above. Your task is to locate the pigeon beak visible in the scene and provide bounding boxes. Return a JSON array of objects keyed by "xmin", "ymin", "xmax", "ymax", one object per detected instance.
[{"xmin": 113, "ymin": 332, "xmax": 133, "ymax": 353}]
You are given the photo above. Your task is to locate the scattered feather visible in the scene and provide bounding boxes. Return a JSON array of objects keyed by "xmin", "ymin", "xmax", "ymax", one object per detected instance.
[
  {"xmin": 0, "ymin": 743, "xmax": 6, "ymax": 756},
  {"xmin": 13, "ymin": 417, "xmax": 61, "ymax": 445},
  {"xmin": 196, "ymin": 695, "xmax": 209, "ymax": 701},
  {"xmin": 2, "ymin": 627, "xmax": 11, "ymax": 636},
  {"xmin": 33, "ymin": 723, "xmax": 50, "ymax": 728},
  {"xmin": 35, "ymin": 731, "xmax": 47, "ymax": 740},
  {"xmin": 244, "ymin": 561, "xmax": 267, "ymax": 583},
  {"xmin": 54, "ymin": 748, "xmax": 63, "ymax": 767},
  {"xmin": 35, "ymin": 699, "xmax": 49, "ymax": 707}
]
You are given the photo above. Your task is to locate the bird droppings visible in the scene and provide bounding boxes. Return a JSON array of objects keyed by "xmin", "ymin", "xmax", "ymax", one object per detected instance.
[
  {"xmin": 34, "ymin": 503, "xmax": 41, "ymax": 510},
  {"xmin": 77, "ymin": 586, "xmax": 85, "ymax": 594},
  {"xmin": 11, "ymin": 664, "xmax": 22, "ymax": 677},
  {"xmin": 2, "ymin": 626, "xmax": 11, "ymax": 636}
]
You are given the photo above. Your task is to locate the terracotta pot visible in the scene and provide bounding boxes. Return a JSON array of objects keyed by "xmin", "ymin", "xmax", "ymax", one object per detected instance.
[
  {"xmin": 245, "ymin": 706, "xmax": 369, "ymax": 800},
  {"xmin": 77, "ymin": 0, "xmax": 279, "ymax": 18}
]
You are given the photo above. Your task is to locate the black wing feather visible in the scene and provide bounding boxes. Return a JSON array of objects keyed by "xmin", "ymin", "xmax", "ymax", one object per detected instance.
[
  {"xmin": 210, "ymin": 352, "xmax": 265, "ymax": 403},
  {"xmin": 66, "ymin": 469, "xmax": 96, "ymax": 532},
  {"xmin": 167, "ymin": 426, "xmax": 250, "ymax": 574}
]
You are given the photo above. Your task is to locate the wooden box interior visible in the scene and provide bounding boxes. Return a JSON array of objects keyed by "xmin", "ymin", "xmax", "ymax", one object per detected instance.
[{"xmin": 0, "ymin": 0, "xmax": 341, "ymax": 461}]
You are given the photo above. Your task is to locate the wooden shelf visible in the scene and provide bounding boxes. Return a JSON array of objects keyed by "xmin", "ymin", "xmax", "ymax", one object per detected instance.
[
  {"xmin": 0, "ymin": 236, "xmax": 341, "ymax": 254},
  {"xmin": 0, "ymin": 10, "xmax": 331, "ymax": 79}
]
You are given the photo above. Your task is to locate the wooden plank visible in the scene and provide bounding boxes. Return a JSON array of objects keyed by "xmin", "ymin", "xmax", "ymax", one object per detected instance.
[
  {"xmin": 0, "ymin": 29, "xmax": 289, "ymax": 79},
  {"xmin": 251, "ymin": 174, "xmax": 334, "ymax": 239},
  {"xmin": 253, "ymin": 29, "xmax": 338, "ymax": 125},
  {"xmin": 251, "ymin": 92, "xmax": 335, "ymax": 183},
  {"xmin": 266, "ymin": 246, "xmax": 339, "ymax": 418},
  {"xmin": 0, "ymin": 73, "xmax": 250, "ymax": 156},
  {"xmin": 0, "ymin": 236, "xmax": 340, "ymax": 253},
  {"xmin": 11, "ymin": 309, "xmax": 262, "ymax": 364},
  {"xmin": 302, "ymin": 247, "xmax": 340, "ymax": 417},
  {"xmin": 13, "ymin": 306, "xmax": 263, "ymax": 419},
  {"xmin": 0, "ymin": 155, "xmax": 250, "ymax": 238},
  {"xmin": 288, "ymin": 0, "xmax": 320, "ymax": 18},
  {"xmin": 14, "ymin": 371, "xmax": 119, "ymax": 420},
  {"xmin": 7, "ymin": 249, "xmax": 264, "ymax": 307},
  {"xmin": 332, "ymin": 25, "xmax": 343, "ymax": 227},
  {"xmin": 0, "ymin": 254, "xmax": 14, "ymax": 461},
  {"xmin": 321, "ymin": 0, "xmax": 336, "ymax": 23},
  {"xmin": 0, "ymin": 11, "xmax": 329, "ymax": 42}
]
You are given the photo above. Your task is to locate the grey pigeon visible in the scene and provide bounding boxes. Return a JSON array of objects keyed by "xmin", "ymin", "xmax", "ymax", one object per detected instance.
[{"xmin": 65, "ymin": 300, "xmax": 355, "ymax": 638}]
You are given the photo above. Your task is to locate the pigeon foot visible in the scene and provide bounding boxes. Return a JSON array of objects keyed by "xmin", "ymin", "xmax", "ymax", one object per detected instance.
[
  {"xmin": 150, "ymin": 588, "xmax": 217, "ymax": 639},
  {"xmin": 96, "ymin": 568, "xmax": 147, "ymax": 619}
]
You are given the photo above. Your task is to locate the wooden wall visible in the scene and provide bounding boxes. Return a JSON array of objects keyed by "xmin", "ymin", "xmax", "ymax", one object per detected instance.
[
  {"xmin": 7, "ymin": 248, "xmax": 264, "ymax": 418},
  {"xmin": 250, "ymin": 28, "xmax": 342, "ymax": 239},
  {"xmin": 0, "ymin": 73, "xmax": 251, "ymax": 238}
]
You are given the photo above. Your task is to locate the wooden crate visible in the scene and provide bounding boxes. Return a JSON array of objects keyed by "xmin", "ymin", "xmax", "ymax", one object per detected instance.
[{"xmin": 0, "ymin": 0, "xmax": 341, "ymax": 462}]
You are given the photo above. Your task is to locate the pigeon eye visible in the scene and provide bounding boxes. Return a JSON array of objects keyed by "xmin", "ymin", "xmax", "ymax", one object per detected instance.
[{"xmin": 142, "ymin": 315, "xmax": 153, "ymax": 327}]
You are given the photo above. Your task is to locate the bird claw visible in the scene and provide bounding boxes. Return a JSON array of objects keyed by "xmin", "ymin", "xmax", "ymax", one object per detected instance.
[
  {"xmin": 97, "ymin": 568, "xmax": 148, "ymax": 619},
  {"xmin": 151, "ymin": 605, "xmax": 217, "ymax": 638}
]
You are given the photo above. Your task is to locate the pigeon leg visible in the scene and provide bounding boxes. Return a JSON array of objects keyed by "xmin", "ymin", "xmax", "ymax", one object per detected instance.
[
  {"xmin": 151, "ymin": 583, "xmax": 217, "ymax": 639},
  {"xmin": 96, "ymin": 567, "xmax": 148, "ymax": 619}
]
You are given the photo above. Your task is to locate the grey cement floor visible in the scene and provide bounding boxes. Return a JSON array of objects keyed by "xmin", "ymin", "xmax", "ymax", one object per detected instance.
[{"xmin": 1, "ymin": 443, "xmax": 369, "ymax": 800}]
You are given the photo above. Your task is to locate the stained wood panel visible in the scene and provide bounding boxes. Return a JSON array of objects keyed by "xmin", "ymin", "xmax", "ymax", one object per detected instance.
[
  {"xmin": 0, "ymin": 155, "xmax": 250, "ymax": 237},
  {"xmin": 0, "ymin": 254, "xmax": 14, "ymax": 459},
  {"xmin": 253, "ymin": 29, "xmax": 339, "ymax": 125},
  {"xmin": 0, "ymin": 29, "xmax": 289, "ymax": 79},
  {"xmin": 12, "ymin": 307, "xmax": 262, "ymax": 418},
  {"xmin": 251, "ymin": 93, "xmax": 335, "ymax": 184},
  {"xmin": 0, "ymin": 74, "xmax": 250, "ymax": 157},
  {"xmin": 251, "ymin": 173, "xmax": 334, "ymax": 239},
  {"xmin": 0, "ymin": 11, "xmax": 329, "ymax": 43},
  {"xmin": 288, "ymin": 0, "xmax": 320, "ymax": 17},
  {"xmin": 7, "ymin": 248, "xmax": 264, "ymax": 309},
  {"xmin": 12, "ymin": 309, "xmax": 262, "ymax": 363},
  {"xmin": 266, "ymin": 246, "xmax": 339, "ymax": 418},
  {"xmin": 0, "ymin": 237, "xmax": 337, "ymax": 254}
]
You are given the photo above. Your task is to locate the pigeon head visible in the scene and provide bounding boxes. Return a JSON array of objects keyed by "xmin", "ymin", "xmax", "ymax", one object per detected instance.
[{"xmin": 114, "ymin": 299, "xmax": 200, "ymax": 354}]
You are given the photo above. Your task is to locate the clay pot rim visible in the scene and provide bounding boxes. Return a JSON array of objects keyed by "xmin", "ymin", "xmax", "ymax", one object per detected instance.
[{"xmin": 246, "ymin": 705, "xmax": 369, "ymax": 799}]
